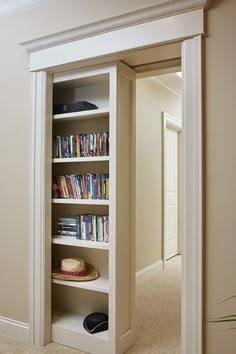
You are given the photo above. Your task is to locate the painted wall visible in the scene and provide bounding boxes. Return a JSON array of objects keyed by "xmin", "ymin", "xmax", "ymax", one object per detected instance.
[
  {"xmin": 204, "ymin": 1, "xmax": 236, "ymax": 353},
  {"xmin": 0, "ymin": 1, "xmax": 235, "ymax": 353},
  {"xmin": 0, "ymin": 0, "xmax": 167, "ymax": 325},
  {"xmin": 136, "ymin": 78, "xmax": 181, "ymax": 272}
]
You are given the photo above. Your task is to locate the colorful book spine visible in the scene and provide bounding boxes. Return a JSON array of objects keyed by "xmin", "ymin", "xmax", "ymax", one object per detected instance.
[
  {"xmin": 57, "ymin": 215, "xmax": 109, "ymax": 242},
  {"xmin": 53, "ymin": 132, "xmax": 109, "ymax": 158},
  {"xmin": 97, "ymin": 216, "xmax": 104, "ymax": 242},
  {"xmin": 80, "ymin": 215, "xmax": 86, "ymax": 240},
  {"xmin": 87, "ymin": 215, "xmax": 92, "ymax": 240},
  {"xmin": 92, "ymin": 215, "xmax": 97, "ymax": 241},
  {"xmin": 103, "ymin": 216, "xmax": 109, "ymax": 242},
  {"xmin": 53, "ymin": 174, "xmax": 109, "ymax": 200}
]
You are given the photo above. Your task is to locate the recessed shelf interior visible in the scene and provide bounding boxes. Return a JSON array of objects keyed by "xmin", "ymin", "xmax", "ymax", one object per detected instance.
[
  {"xmin": 52, "ymin": 286, "xmax": 109, "ymax": 338},
  {"xmin": 53, "ymin": 73, "xmax": 110, "ymax": 110},
  {"xmin": 50, "ymin": 69, "xmax": 114, "ymax": 353},
  {"xmin": 52, "ymin": 311, "xmax": 109, "ymax": 341},
  {"xmin": 53, "ymin": 114, "xmax": 109, "ymax": 136},
  {"xmin": 52, "ymin": 203, "xmax": 109, "ymax": 236},
  {"xmin": 52, "ymin": 160, "xmax": 109, "ymax": 176},
  {"xmin": 52, "ymin": 244, "xmax": 109, "ymax": 280}
]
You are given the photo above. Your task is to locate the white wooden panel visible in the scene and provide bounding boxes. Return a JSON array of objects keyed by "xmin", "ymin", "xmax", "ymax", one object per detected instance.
[
  {"xmin": 29, "ymin": 10, "xmax": 203, "ymax": 71},
  {"xmin": 29, "ymin": 71, "xmax": 53, "ymax": 345},
  {"xmin": 164, "ymin": 128, "xmax": 178, "ymax": 260},
  {"xmin": 182, "ymin": 35, "xmax": 202, "ymax": 354}
]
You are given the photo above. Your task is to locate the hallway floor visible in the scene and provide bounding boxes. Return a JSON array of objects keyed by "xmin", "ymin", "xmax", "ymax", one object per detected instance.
[
  {"xmin": 0, "ymin": 256, "xmax": 181, "ymax": 353},
  {"xmin": 127, "ymin": 256, "xmax": 181, "ymax": 354}
]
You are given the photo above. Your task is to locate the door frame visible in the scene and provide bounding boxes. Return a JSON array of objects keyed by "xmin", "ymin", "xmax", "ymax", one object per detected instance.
[
  {"xmin": 162, "ymin": 112, "xmax": 182, "ymax": 265},
  {"xmin": 22, "ymin": 3, "xmax": 204, "ymax": 353}
]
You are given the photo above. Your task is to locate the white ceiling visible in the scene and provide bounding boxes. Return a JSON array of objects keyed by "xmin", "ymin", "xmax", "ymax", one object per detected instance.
[
  {"xmin": 0, "ymin": 0, "xmax": 53, "ymax": 19},
  {"xmin": 151, "ymin": 73, "xmax": 182, "ymax": 98}
]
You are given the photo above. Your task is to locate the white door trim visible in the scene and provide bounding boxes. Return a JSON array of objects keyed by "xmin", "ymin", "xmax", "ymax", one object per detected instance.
[
  {"xmin": 163, "ymin": 112, "xmax": 182, "ymax": 132},
  {"xmin": 20, "ymin": 0, "xmax": 207, "ymax": 52},
  {"xmin": 181, "ymin": 36, "xmax": 202, "ymax": 354},
  {"xmin": 162, "ymin": 112, "xmax": 182, "ymax": 266},
  {"xmin": 22, "ymin": 9, "xmax": 203, "ymax": 71},
  {"xmin": 25, "ymin": 9, "xmax": 203, "ymax": 354}
]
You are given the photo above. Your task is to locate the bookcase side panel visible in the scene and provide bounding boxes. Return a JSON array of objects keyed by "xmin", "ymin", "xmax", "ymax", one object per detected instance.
[
  {"xmin": 108, "ymin": 66, "xmax": 118, "ymax": 354},
  {"xmin": 115, "ymin": 68, "xmax": 135, "ymax": 352}
]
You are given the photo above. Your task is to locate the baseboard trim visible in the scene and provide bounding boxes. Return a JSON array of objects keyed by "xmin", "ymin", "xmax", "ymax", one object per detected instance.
[
  {"xmin": 136, "ymin": 260, "xmax": 163, "ymax": 278},
  {"xmin": 0, "ymin": 316, "xmax": 29, "ymax": 343}
]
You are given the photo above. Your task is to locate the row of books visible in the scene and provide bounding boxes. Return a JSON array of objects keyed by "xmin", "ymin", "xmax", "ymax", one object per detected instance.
[
  {"xmin": 52, "ymin": 132, "xmax": 109, "ymax": 158},
  {"xmin": 57, "ymin": 215, "xmax": 109, "ymax": 242},
  {"xmin": 52, "ymin": 174, "xmax": 109, "ymax": 199}
]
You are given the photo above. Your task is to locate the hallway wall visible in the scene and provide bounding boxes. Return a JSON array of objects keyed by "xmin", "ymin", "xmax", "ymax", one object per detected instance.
[
  {"xmin": 136, "ymin": 77, "xmax": 181, "ymax": 272},
  {"xmin": 0, "ymin": 2, "xmax": 236, "ymax": 352}
]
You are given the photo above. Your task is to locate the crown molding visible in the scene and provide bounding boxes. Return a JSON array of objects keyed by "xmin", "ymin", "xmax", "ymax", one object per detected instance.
[
  {"xmin": 150, "ymin": 76, "xmax": 182, "ymax": 98},
  {"xmin": 0, "ymin": 0, "xmax": 53, "ymax": 20},
  {"xmin": 20, "ymin": 0, "xmax": 208, "ymax": 52}
]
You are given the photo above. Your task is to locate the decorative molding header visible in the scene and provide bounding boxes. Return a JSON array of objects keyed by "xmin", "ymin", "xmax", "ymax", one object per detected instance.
[{"xmin": 20, "ymin": 0, "xmax": 208, "ymax": 52}]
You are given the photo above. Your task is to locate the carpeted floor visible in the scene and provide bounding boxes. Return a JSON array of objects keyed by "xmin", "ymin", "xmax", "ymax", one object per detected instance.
[{"xmin": 0, "ymin": 256, "xmax": 181, "ymax": 354}]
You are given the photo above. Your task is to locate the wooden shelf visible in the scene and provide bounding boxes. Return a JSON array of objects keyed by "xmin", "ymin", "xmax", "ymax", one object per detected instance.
[
  {"xmin": 53, "ymin": 107, "xmax": 109, "ymax": 122},
  {"xmin": 53, "ymin": 156, "xmax": 109, "ymax": 163},
  {"xmin": 52, "ymin": 236, "xmax": 109, "ymax": 250},
  {"xmin": 52, "ymin": 199, "xmax": 109, "ymax": 205},
  {"xmin": 52, "ymin": 312, "xmax": 109, "ymax": 352},
  {"xmin": 52, "ymin": 277, "xmax": 109, "ymax": 293}
]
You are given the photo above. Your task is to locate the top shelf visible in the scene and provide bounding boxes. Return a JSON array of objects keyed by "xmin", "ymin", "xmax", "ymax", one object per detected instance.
[{"xmin": 53, "ymin": 108, "xmax": 109, "ymax": 122}]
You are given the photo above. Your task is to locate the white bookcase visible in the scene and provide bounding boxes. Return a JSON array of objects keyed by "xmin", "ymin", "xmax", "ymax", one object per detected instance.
[{"xmin": 49, "ymin": 63, "xmax": 135, "ymax": 354}]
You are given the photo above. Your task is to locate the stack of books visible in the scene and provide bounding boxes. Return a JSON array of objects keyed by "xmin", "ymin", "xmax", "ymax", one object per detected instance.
[
  {"xmin": 57, "ymin": 215, "xmax": 109, "ymax": 242},
  {"xmin": 52, "ymin": 174, "xmax": 109, "ymax": 200},
  {"xmin": 53, "ymin": 132, "xmax": 109, "ymax": 158}
]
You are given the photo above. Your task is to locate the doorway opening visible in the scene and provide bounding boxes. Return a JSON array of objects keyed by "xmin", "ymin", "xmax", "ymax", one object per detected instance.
[
  {"xmin": 27, "ymin": 22, "xmax": 202, "ymax": 353},
  {"xmin": 133, "ymin": 69, "xmax": 182, "ymax": 354}
]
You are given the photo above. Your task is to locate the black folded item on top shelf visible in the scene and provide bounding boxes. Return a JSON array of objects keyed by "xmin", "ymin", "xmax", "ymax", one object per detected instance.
[{"xmin": 53, "ymin": 100, "xmax": 98, "ymax": 115}]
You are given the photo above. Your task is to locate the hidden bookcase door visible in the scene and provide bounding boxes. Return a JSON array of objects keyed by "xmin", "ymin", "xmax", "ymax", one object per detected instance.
[{"xmin": 49, "ymin": 63, "xmax": 135, "ymax": 354}]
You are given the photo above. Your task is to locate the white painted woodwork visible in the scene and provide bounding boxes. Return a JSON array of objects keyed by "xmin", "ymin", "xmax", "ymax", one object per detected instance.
[
  {"xmin": 52, "ymin": 156, "xmax": 109, "ymax": 163},
  {"xmin": 164, "ymin": 128, "xmax": 179, "ymax": 260},
  {"xmin": 152, "ymin": 73, "xmax": 182, "ymax": 98},
  {"xmin": 20, "ymin": 1, "xmax": 208, "ymax": 53},
  {"xmin": 29, "ymin": 71, "xmax": 53, "ymax": 345},
  {"xmin": 52, "ymin": 313, "xmax": 109, "ymax": 354},
  {"xmin": 53, "ymin": 108, "xmax": 109, "ymax": 122},
  {"xmin": 27, "ymin": 6, "xmax": 203, "ymax": 354},
  {"xmin": 52, "ymin": 199, "xmax": 109, "ymax": 205},
  {"xmin": 28, "ymin": 63, "xmax": 136, "ymax": 354},
  {"xmin": 136, "ymin": 260, "xmax": 163, "ymax": 278},
  {"xmin": 52, "ymin": 237, "xmax": 109, "ymax": 250},
  {"xmin": 52, "ymin": 277, "xmax": 109, "ymax": 294},
  {"xmin": 181, "ymin": 36, "xmax": 202, "ymax": 354},
  {"xmin": 26, "ymin": 10, "xmax": 203, "ymax": 71},
  {"xmin": 0, "ymin": 316, "xmax": 29, "ymax": 344}
]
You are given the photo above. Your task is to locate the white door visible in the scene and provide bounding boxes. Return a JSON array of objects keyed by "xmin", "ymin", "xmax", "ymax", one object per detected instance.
[{"xmin": 164, "ymin": 127, "xmax": 179, "ymax": 260}]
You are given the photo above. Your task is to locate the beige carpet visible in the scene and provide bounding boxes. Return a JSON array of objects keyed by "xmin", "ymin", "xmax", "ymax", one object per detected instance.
[
  {"xmin": 127, "ymin": 256, "xmax": 181, "ymax": 354},
  {"xmin": 0, "ymin": 256, "xmax": 181, "ymax": 354}
]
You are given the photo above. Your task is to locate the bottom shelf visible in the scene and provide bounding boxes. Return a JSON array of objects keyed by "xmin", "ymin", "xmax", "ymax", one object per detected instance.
[{"xmin": 52, "ymin": 312, "xmax": 110, "ymax": 354}]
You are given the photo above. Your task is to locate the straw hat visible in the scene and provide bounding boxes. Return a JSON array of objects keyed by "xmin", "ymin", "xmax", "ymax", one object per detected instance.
[{"xmin": 52, "ymin": 257, "xmax": 98, "ymax": 281}]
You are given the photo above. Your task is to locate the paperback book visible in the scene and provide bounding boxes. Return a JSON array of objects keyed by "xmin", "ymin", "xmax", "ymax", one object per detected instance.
[
  {"xmin": 53, "ymin": 132, "xmax": 109, "ymax": 158},
  {"xmin": 57, "ymin": 215, "xmax": 109, "ymax": 242},
  {"xmin": 52, "ymin": 174, "xmax": 109, "ymax": 200}
]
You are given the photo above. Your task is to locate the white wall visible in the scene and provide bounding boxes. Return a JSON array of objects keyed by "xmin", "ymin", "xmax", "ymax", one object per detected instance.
[
  {"xmin": 136, "ymin": 76, "xmax": 181, "ymax": 272},
  {"xmin": 0, "ymin": 0, "xmax": 167, "ymax": 325}
]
